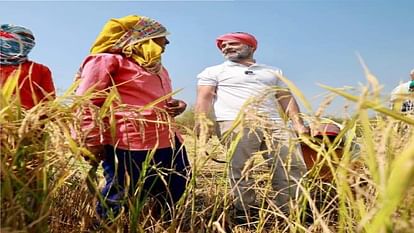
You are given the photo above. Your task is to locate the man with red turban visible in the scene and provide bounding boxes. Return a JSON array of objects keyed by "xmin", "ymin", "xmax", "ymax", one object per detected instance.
[{"xmin": 195, "ymin": 32, "xmax": 308, "ymax": 224}]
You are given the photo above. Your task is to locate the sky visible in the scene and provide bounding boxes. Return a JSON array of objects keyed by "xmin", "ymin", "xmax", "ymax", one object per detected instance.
[{"xmin": 1, "ymin": 0, "xmax": 413, "ymax": 116}]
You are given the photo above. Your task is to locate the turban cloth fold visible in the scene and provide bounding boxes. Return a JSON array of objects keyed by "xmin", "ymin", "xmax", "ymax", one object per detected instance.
[
  {"xmin": 0, "ymin": 24, "xmax": 35, "ymax": 65},
  {"xmin": 90, "ymin": 15, "xmax": 169, "ymax": 74},
  {"xmin": 216, "ymin": 32, "xmax": 257, "ymax": 50}
]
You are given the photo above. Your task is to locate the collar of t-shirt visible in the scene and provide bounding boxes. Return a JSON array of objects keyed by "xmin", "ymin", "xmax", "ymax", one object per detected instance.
[
  {"xmin": 224, "ymin": 60, "xmax": 268, "ymax": 75},
  {"xmin": 224, "ymin": 60, "xmax": 261, "ymax": 67}
]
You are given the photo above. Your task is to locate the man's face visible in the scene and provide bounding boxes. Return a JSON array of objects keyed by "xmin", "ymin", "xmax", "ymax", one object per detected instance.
[
  {"xmin": 220, "ymin": 40, "xmax": 254, "ymax": 62},
  {"xmin": 152, "ymin": 36, "xmax": 170, "ymax": 53}
]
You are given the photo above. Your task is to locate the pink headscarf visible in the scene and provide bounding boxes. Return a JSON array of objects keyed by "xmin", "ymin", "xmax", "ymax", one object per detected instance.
[{"xmin": 216, "ymin": 32, "xmax": 258, "ymax": 50}]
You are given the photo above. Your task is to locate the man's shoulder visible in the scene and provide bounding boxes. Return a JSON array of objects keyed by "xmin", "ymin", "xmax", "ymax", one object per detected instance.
[
  {"xmin": 254, "ymin": 63, "xmax": 283, "ymax": 73},
  {"xmin": 198, "ymin": 62, "xmax": 227, "ymax": 75},
  {"xmin": 392, "ymin": 81, "xmax": 410, "ymax": 93},
  {"xmin": 391, "ymin": 81, "xmax": 411, "ymax": 101},
  {"xmin": 203, "ymin": 62, "xmax": 227, "ymax": 70}
]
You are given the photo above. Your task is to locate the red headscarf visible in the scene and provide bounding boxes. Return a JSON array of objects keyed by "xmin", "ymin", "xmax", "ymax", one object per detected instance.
[{"xmin": 216, "ymin": 32, "xmax": 257, "ymax": 50}]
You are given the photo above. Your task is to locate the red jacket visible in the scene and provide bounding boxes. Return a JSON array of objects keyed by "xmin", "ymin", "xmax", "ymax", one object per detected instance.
[{"xmin": 0, "ymin": 61, "xmax": 55, "ymax": 109}]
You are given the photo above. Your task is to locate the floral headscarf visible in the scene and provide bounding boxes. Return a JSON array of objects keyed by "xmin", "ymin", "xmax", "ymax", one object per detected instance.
[
  {"xmin": 90, "ymin": 15, "xmax": 169, "ymax": 74},
  {"xmin": 0, "ymin": 24, "xmax": 35, "ymax": 65}
]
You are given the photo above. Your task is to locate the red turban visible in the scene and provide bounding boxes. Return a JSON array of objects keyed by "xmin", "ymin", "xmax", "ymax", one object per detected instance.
[{"xmin": 216, "ymin": 32, "xmax": 257, "ymax": 50}]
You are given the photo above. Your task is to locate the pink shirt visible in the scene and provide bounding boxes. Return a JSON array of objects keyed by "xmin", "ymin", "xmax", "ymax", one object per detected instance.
[{"xmin": 76, "ymin": 53, "xmax": 180, "ymax": 150}]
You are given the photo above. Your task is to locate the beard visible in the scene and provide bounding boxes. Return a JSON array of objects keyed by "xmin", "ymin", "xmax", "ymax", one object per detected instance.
[{"xmin": 224, "ymin": 45, "xmax": 253, "ymax": 62}]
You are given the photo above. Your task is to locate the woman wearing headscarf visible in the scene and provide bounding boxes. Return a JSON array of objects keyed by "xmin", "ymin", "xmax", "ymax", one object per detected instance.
[
  {"xmin": 1, "ymin": 24, "xmax": 55, "ymax": 232},
  {"xmin": 74, "ymin": 15, "xmax": 190, "ymax": 224},
  {"xmin": 195, "ymin": 32, "xmax": 308, "ymax": 223},
  {"xmin": 0, "ymin": 24, "xmax": 55, "ymax": 109}
]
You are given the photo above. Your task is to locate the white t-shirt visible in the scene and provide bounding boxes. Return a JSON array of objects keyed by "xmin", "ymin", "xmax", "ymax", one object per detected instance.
[
  {"xmin": 197, "ymin": 61, "xmax": 287, "ymax": 121},
  {"xmin": 390, "ymin": 81, "xmax": 414, "ymax": 112}
]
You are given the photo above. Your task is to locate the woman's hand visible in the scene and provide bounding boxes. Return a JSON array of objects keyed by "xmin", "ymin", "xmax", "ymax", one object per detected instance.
[{"xmin": 165, "ymin": 99, "xmax": 187, "ymax": 117}]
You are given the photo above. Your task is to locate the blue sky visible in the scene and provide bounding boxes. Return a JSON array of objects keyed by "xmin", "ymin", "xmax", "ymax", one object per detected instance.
[{"xmin": 1, "ymin": 0, "xmax": 413, "ymax": 116}]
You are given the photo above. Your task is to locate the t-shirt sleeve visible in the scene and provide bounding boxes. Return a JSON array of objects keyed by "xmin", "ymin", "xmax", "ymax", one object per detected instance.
[
  {"xmin": 390, "ymin": 87, "xmax": 398, "ymax": 102},
  {"xmin": 390, "ymin": 84, "xmax": 403, "ymax": 102},
  {"xmin": 197, "ymin": 67, "xmax": 218, "ymax": 86},
  {"xmin": 271, "ymin": 67, "xmax": 288, "ymax": 88}
]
